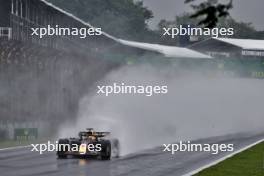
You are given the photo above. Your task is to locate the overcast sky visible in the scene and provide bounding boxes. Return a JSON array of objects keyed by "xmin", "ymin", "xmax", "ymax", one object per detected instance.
[{"xmin": 142, "ymin": 0, "xmax": 264, "ymax": 30}]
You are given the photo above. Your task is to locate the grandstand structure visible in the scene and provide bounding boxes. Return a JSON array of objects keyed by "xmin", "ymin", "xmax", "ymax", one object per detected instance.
[
  {"xmin": 1, "ymin": 0, "xmax": 141, "ymax": 51},
  {"xmin": 0, "ymin": 0, "xmax": 142, "ymax": 138}
]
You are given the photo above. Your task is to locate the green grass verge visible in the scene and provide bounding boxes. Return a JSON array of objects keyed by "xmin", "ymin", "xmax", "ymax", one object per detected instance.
[
  {"xmin": 195, "ymin": 142, "xmax": 264, "ymax": 176},
  {"xmin": 0, "ymin": 139, "xmax": 47, "ymax": 149}
]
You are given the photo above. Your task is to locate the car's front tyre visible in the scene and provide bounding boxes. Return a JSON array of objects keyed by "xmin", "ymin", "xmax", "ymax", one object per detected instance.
[{"xmin": 57, "ymin": 139, "xmax": 69, "ymax": 159}]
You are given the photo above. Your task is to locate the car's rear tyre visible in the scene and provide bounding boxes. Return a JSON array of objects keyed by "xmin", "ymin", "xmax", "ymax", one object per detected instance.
[
  {"xmin": 57, "ymin": 139, "xmax": 69, "ymax": 159},
  {"xmin": 101, "ymin": 140, "xmax": 111, "ymax": 160}
]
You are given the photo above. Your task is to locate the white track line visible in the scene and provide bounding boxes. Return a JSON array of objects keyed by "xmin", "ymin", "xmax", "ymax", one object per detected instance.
[
  {"xmin": 0, "ymin": 145, "xmax": 31, "ymax": 151},
  {"xmin": 182, "ymin": 138, "xmax": 264, "ymax": 176}
]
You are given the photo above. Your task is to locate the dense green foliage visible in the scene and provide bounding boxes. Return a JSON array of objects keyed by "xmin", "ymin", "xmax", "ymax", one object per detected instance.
[
  {"xmin": 157, "ymin": 13, "xmax": 264, "ymax": 46},
  {"xmin": 48, "ymin": 0, "xmax": 157, "ymax": 41},
  {"xmin": 48, "ymin": 0, "xmax": 263, "ymax": 44},
  {"xmin": 185, "ymin": 0, "xmax": 233, "ymax": 28}
]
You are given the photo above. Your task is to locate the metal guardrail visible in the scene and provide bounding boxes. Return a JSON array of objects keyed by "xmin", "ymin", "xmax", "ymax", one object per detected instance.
[{"xmin": 0, "ymin": 27, "xmax": 12, "ymax": 40}]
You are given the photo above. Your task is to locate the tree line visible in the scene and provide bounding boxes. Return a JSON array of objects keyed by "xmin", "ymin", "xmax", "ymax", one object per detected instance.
[{"xmin": 48, "ymin": 0, "xmax": 264, "ymax": 45}]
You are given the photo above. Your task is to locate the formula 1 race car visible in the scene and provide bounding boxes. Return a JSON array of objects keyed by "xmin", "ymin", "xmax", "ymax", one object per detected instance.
[{"xmin": 57, "ymin": 128, "xmax": 120, "ymax": 160}]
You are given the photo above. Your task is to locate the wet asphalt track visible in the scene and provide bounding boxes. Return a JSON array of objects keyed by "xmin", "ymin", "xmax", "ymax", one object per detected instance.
[{"xmin": 1, "ymin": 133, "xmax": 264, "ymax": 176}]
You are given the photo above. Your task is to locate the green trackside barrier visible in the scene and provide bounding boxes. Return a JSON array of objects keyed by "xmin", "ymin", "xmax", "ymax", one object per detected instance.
[
  {"xmin": 218, "ymin": 58, "xmax": 264, "ymax": 78},
  {"xmin": 14, "ymin": 128, "xmax": 38, "ymax": 141},
  {"xmin": 99, "ymin": 50, "xmax": 264, "ymax": 79}
]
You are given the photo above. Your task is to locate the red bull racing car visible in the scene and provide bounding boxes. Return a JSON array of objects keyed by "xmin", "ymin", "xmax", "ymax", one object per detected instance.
[{"xmin": 57, "ymin": 128, "xmax": 120, "ymax": 160}]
